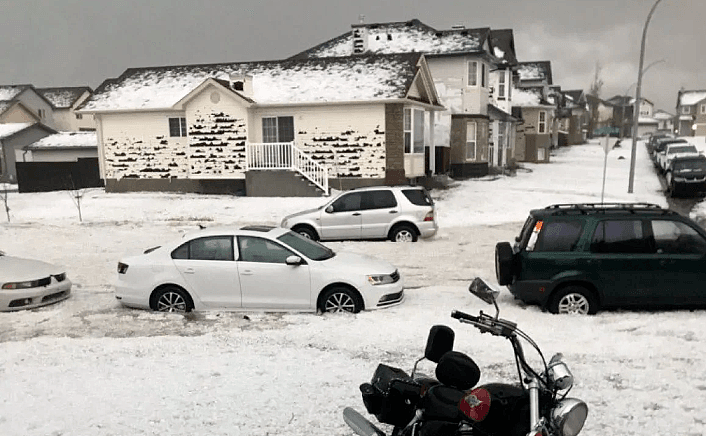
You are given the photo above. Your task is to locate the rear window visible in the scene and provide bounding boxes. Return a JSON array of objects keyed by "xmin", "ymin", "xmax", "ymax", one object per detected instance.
[
  {"xmin": 590, "ymin": 220, "xmax": 652, "ymax": 254},
  {"xmin": 402, "ymin": 188, "xmax": 434, "ymax": 206},
  {"xmin": 531, "ymin": 220, "xmax": 583, "ymax": 252}
]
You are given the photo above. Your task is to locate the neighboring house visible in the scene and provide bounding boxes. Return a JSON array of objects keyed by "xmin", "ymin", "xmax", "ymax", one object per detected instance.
[
  {"xmin": 288, "ymin": 19, "xmax": 521, "ymax": 178},
  {"xmin": 77, "ymin": 53, "xmax": 443, "ymax": 196},
  {"xmin": 17, "ymin": 131, "xmax": 101, "ymax": 193},
  {"xmin": 513, "ymin": 61, "xmax": 555, "ymax": 163},
  {"xmin": 0, "ymin": 122, "xmax": 56, "ymax": 183},
  {"xmin": 675, "ymin": 89, "xmax": 706, "ymax": 136},
  {"xmin": 653, "ymin": 109, "xmax": 674, "ymax": 132},
  {"xmin": 605, "ymin": 95, "xmax": 634, "ymax": 138},
  {"xmin": 563, "ymin": 89, "xmax": 590, "ymax": 144},
  {"xmin": 585, "ymin": 94, "xmax": 614, "ymax": 137},
  {"xmin": 36, "ymin": 87, "xmax": 96, "ymax": 131},
  {"xmin": 0, "ymin": 85, "xmax": 56, "ymax": 129}
]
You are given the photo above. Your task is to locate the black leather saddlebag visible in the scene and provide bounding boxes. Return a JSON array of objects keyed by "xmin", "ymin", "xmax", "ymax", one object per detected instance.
[{"xmin": 360, "ymin": 363, "xmax": 422, "ymax": 427}]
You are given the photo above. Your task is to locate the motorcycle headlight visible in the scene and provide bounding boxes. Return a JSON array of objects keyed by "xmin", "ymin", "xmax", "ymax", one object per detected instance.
[{"xmin": 551, "ymin": 398, "xmax": 588, "ymax": 436}]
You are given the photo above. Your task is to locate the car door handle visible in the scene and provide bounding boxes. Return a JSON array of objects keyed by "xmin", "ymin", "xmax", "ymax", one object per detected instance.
[
  {"xmin": 389, "ymin": 210, "xmax": 398, "ymax": 214},
  {"xmin": 241, "ymin": 270, "xmax": 254, "ymax": 275},
  {"xmin": 352, "ymin": 212, "xmax": 361, "ymax": 216},
  {"xmin": 183, "ymin": 268, "xmax": 195, "ymax": 274}
]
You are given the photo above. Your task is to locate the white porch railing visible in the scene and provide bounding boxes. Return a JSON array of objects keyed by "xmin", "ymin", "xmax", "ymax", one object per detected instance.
[{"xmin": 246, "ymin": 142, "xmax": 329, "ymax": 194}]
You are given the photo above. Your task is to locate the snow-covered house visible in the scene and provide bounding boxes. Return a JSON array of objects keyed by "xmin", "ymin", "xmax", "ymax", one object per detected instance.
[
  {"xmin": 563, "ymin": 90, "xmax": 589, "ymax": 144},
  {"xmin": 513, "ymin": 61, "xmax": 556, "ymax": 163},
  {"xmin": 0, "ymin": 85, "xmax": 56, "ymax": 129},
  {"xmin": 675, "ymin": 90, "xmax": 706, "ymax": 136},
  {"xmin": 288, "ymin": 19, "xmax": 520, "ymax": 178},
  {"xmin": 0, "ymin": 122, "xmax": 56, "ymax": 183},
  {"xmin": 653, "ymin": 109, "xmax": 674, "ymax": 132},
  {"xmin": 36, "ymin": 87, "xmax": 96, "ymax": 132},
  {"xmin": 77, "ymin": 53, "xmax": 443, "ymax": 196}
]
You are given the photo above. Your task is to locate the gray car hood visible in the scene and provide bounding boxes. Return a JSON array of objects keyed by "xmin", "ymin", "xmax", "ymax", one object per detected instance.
[
  {"xmin": 284, "ymin": 206, "xmax": 323, "ymax": 220},
  {"xmin": 0, "ymin": 255, "xmax": 63, "ymax": 282}
]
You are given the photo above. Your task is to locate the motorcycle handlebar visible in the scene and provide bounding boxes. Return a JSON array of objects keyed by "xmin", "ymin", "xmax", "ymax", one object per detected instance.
[{"xmin": 450, "ymin": 310, "xmax": 479, "ymax": 323}]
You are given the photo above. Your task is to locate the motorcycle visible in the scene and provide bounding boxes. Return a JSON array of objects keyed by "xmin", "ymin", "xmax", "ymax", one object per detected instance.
[{"xmin": 342, "ymin": 277, "xmax": 588, "ymax": 436}]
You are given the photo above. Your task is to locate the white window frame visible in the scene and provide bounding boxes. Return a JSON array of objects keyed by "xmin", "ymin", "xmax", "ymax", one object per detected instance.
[
  {"xmin": 403, "ymin": 108, "xmax": 425, "ymax": 154},
  {"xmin": 262, "ymin": 116, "xmax": 294, "ymax": 143},
  {"xmin": 169, "ymin": 117, "xmax": 187, "ymax": 137},
  {"xmin": 466, "ymin": 121, "xmax": 477, "ymax": 161},
  {"xmin": 467, "ymin": 61, "xmax": 478, "ymax": 87},
  {"xmin": 538, "ymin": 111, "xmax": 547, "ymax": 134},
  {"xmin": 498, "ymin": 71, "xmax": 506, "ymax": 100}
]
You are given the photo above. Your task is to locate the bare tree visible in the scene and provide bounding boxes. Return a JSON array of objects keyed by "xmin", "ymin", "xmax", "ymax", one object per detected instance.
[
  {"xmin": 1, "ymin": 187, "xmax": 10, "ymax": 222},
  {"xmin": 587, "ymin": 61, "xmax": 605, "ymax": 138},
  {"xmin": 67, "ymin": 176, "xmax": 86, "ymax": 222}
]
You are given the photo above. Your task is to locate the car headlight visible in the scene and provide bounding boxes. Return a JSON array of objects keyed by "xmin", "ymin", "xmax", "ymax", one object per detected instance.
[
  {"xmin": 367, "ymin": 270, "xmax": 399, "ymax": 285},
  {"xmin": 2, "ymin": 279, "xmax": 43, "ymax": 290},
  {"xmin": 551, "ymin": 398, "xmax": 588, "ymax": 436}
]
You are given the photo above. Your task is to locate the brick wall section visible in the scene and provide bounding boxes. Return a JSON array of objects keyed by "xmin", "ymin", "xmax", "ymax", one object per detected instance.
[{"xmin": 384, "ymin": 103, "xmax": 406, "ymax": 184}]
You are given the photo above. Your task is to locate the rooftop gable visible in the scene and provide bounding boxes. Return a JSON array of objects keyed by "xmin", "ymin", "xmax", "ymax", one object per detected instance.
[
  {"xmin": 36, "ymin": 86, "xmax": 93, "ymax": 109},
  {"xmin": 679, "ymin": 90, "xmax": 706, "ymax": 106},
  {"xmin": 289, "ymin": 19, "xmax": 492, "ymax": 60},
  {"xmin": 517, "ymin": 61, "xmax": 553, "ymax": 85},
  {"xmin": 25, "ymin": 131, "xmax": 97, "ymax": 150},
  {"xmin": 79, "ymin": 53, "xmax": 436, "ymax": 112},
  {"xmin": 490, "ymin": 29, "xmax": 517, "ymax": 65},
  {"xmin": 0, "ymin": 84, "xmax": 33, "ymax": 101}
]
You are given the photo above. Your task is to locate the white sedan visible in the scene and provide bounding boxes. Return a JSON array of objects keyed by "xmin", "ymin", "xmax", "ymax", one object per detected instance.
[
  {"xmin": 115, "ymin": 226, "xmax": 404, "ymax": 313},
  {"xmin": 0, "ymin": 252, "xmax": 72, "ymax": 311}
]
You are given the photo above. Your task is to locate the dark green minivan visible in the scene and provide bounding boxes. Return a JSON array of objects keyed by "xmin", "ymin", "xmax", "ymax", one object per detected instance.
[{"xmin": 495, "ymin": 203, "xmax": 706, "ymax": 314}]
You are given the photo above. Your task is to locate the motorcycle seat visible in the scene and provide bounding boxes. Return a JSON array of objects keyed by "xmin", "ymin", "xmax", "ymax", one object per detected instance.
[{"xmin": 420, "ymin": 384, "xmax": 465, "ymax": 421}]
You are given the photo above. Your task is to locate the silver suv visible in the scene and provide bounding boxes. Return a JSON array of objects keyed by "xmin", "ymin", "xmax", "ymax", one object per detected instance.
[{"xmin": 281, "ymin": 186, "xmax": 438, "ymax": 242}]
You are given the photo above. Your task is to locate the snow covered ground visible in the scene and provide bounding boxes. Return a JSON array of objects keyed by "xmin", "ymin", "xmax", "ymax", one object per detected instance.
[{"xmin": 1, "ymin": 138, "xmax": 705, "ymax": 436}]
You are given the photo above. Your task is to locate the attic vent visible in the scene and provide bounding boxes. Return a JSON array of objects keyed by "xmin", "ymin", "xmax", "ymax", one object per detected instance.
[
  {"xmin": 451, "ymin": 25, "xmax": 465, "ymax": 30},
  {"xmin": 352, "ymin": 26, "xmax": 368, "ymax": 54},
  {"xmin": 233, "ymin": 81, "xmax": 244, "ymax": 91}
]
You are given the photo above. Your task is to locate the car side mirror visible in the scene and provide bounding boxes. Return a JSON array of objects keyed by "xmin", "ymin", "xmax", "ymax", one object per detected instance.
[
  {"xmin": 325, "ymin": 205, "xmax": 334, "ymax": 213},
  {"xmin": 424, "ymin": 325, "xmax": 455, "ymax": 363},
  {"xmin": 285, "ymin": 255, "xmax": 303, "ymax": 266}
]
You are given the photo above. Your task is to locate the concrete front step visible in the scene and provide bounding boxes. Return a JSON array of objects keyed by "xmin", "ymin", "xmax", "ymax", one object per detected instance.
[{"xmin": 245, "ymin": 170, "xmax": 326, "ymax": 197}]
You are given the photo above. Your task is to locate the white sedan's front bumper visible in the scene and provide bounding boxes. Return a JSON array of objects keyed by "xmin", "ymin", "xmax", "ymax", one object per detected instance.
[{"xmin": 0, "ymin": 279, "xmax": 72, "ymax": 311}]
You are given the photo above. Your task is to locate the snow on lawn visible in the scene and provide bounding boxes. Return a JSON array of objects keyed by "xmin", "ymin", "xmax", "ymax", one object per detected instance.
[{"xmin": 1, "ymin": 138, "xmax": 706, "ymax": 436}]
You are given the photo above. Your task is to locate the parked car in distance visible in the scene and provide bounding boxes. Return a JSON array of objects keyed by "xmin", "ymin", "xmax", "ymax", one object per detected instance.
[
  {"xmin": 115, "ymin": 226, "xmax": 404, "ymax": 314},
  {"xmin": 495, "ymin": 203, "xmax": 706, "ymax": 315},
  {"xmin": 0, "ymin": 251, "xmax": 71, "ymax": 311},
  {"xmin": 651, "ymin": 138, "xmax": 688, "ymax": 166},
  {"xmin": 665, "ymin": 155, "xmax": 706, "ymax": 197},
  {"xmin": 646, "ymin": 132, "xmax": 675, "ymax": 155},
  {"xmin": 657, "ymin": 143, "xmax": 700, "ymax": 173},
  {"xmin": 281, "ymin": 185, "xmax": 437, "ymax": 242}
]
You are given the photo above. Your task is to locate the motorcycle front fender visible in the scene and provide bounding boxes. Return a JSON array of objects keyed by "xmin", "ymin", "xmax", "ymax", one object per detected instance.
[{"xmin": 343, "ymin": 407, "xmax": 387, "ymax": 436}]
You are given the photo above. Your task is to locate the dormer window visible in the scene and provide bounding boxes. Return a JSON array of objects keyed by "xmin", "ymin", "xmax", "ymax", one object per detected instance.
[
  {"xmin": 701, "ymin": 104, "xmax": 706, "ymax": 114},
  {"xmin": 682, "ymin": 106, "xmax": 691, "ymax": 115}
]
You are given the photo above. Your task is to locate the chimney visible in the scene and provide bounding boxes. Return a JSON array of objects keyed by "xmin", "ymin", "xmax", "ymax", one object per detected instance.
[
  {"xmin": 229, "ymin": 74, "xmax": 253, "ymax": 97},
  {"xmin": 351, "ymin": 23, "xmax": 368, "ymax": 55}
]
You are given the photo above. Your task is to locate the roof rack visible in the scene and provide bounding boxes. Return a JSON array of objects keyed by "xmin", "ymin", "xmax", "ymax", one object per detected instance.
[{"xmin": 544, "ymin": 203, "xmax": 674, "ymax": 216}]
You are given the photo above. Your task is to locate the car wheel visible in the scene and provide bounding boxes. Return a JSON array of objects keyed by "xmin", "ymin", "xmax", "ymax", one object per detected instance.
[
  {"xmin": 293, "ymin": 225, "xmax": 318, "ymax": 241},
  {"xmin": 548, "ymin": 286, "xmax": 598, "ymax": 315},
  {"xmin": 320, "ymin": 287, "xmax": 362, "ymax": 313},
  {"xmin": 390, "ymin": 224, "xmax": 418, "ymax": 242},
  {"xmin": 495, "ymin": 242, "xmax": 514, "ymax": 286},
  {"xmin": 153, "ymin": 286, "xmax": 193, "ymax": 313}
]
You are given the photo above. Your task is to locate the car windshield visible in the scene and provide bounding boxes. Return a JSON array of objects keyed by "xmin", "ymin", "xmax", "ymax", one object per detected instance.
[
  {"xmin": 277, "ymin": 231, "xmax": 335, "ymax": 261},
  {"xmin": 668, "ymin": 145, "xmax": 698, "ymax": 154}
]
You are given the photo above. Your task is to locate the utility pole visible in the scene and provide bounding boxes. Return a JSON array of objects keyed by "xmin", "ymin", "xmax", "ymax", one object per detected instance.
[{"xmin": 628, "ymin": 0, "xmax": 664, "ymax": 193}]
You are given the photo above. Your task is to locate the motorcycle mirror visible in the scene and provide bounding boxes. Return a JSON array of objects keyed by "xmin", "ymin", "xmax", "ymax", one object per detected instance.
[
  {"xmin": 468, "ymin": 277, "xmax": 499, "ymax": 305},
  {"xmin": 424, "ymin": 325, "xmax": 455, "ymax": 363}
]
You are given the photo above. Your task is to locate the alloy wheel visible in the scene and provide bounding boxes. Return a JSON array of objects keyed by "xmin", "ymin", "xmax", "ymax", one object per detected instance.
[
  {"xmin": 324, "ymin": 292, "xmax": 356, "ymax": 313},
  {"xmin": 557, "ymin": 293, "xmax": 590, "ymax": 315},
  {"xmin": 157, "ymin": 291, "xmax": 188, "ymax": 313},
  {"xmin": 395, "ymin": 230, "xmax": 414, "ymax": 242}
]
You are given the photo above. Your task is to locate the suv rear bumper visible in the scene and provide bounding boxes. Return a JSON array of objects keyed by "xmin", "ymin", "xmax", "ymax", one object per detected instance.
[
  {"xmin": 508, "ymin": 281, "xmax": 552, "ymax": 306},
  {"xmin": 418, "ymin": 222, "xmax": 438, "ymax": 239}
]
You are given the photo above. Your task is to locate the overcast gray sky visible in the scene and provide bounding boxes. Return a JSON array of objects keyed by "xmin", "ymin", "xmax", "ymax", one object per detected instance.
[{"xmin": 1, "ymin": 0, "xmax": 702, "ymax": 112}]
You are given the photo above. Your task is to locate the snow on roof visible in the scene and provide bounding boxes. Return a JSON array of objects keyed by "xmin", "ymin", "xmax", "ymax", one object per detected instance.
[
  {"xmin": 36, "ymin": 87, "xmax": 90, "ymax": 109},
  {"xmin": 638, "ymin": 116, "xmax": 658, "ymax": 124},
  {"xmin": 0, "ymin": 122, "xmax": 32, "ymax": 139},
  {"xmin": 292, "ymin": 20, "xmax": 487, "ymax": 59},
  {"xmin": 0, "ymin": 85, "xmax": 29, "ymax": 101},
  {"xmin": 511, "ymin": 87, "xmax": 540, "ymax": 106},
  {"xmin": 80, "ymin": 54, "xmax": 423, "ymax": 112},
  {"xmin": 679, "ymin": 90, "xmax": 706, "ymax": 106},
  {"xmin": 493, "ymin": 46, "xmax": 505, "ymax": 59},
  {"xmin": 26, "ymin": 131, "xmax": 97, "ymax": 149},
  {"xmin": 517, "ymin": 62, "xmax": 552, "ymax": 84},
  {"xmin": 0, "ymin": 101, "xmax": 13, "ymax": 113},
  {"xmin": 653, "ymin": 110, "xmax": 673, "ymax": 119}
]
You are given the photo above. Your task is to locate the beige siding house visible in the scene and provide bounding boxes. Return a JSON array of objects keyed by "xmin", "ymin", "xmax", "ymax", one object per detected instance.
[
  {"xmin": 78, "ymin": 53, "xmax": 443, "ymax": 196},
  {"xmin": 37, "ymin": 87, "xmax": 96, "ymax": 131},
  {"xmin": 0, "ymin": 85, "xmax": 56, "ymax": 129},
  {"xmin": 676, "ymin": 90, "xmax": 706, "ymax": 136}
]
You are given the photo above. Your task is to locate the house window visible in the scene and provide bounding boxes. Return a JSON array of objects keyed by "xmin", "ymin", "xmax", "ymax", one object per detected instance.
[
  {"xmin": 262, "ymin": 116, "xmax": 294, "ymax": 143},
  {"xmin": 498, "ymin": 72, "xmax": 506, "ymax": 100},
  {"xmin": 538, "ymin": 111, "xmax": 547, "ymax": 134},
  {"xmin": 37, "ymin": 109, "xmax": 45, "ymax": 118},
  {"xmin": 403, "ymin": 108, "xmax": 425, "ymax": 154},
  {"xmin": 169, "ymin": 117, "xmax": 187, "ymax": 137},
  {"xmin": 481, "ymin": 63, "xmax": 487, "ymax": 88},
  {"xmin": 682, "ymin": 106, "xmax": 691, "ymax": 115},
  {"xmin": 701, "ymin": 104, "xmax": 706, "ymax": 114},
  {"xmin": 76, "ymin": 113, "xmax": 83, "ymax": 119},
  {"xmin": 466, "ymin": 121, "xmax": 477, "ymax": 160},
  {"xmin": 467, "ymin": 61, "xmax": 478, "ymax": 86}
]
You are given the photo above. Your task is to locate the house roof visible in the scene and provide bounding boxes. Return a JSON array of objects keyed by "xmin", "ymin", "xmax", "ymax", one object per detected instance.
[
  {"xmin": 606, "ymin": 95, "xmax": 632, "ymax": 106},
  {"xmin": 517, "ymin": 61, "xmax": 553, "ymax": 85},
  {"xmin": 511, "ymin": 86, "xmax": 541, "ymax": 107},
  {"xmin": 678, "ymin": 90, "xmax": 706, "ymax": 106},
  {"xmin": 653, "ymin": 109, "xmax": 673, "ymax": 119},
  {"xmin": 564, "ymin": 90, "xmax": 585, "ymax": 104},
  {"xmin": 288, "ymin": 19, "xmax": 492, "ymax": 60},
  {"xmin": 0, "ymin": 84, "xmax": 33, "ymax": 101},
  {"xmin": 35, "ymin": 86, "xmax": 93, "ymax": 109},
  {"xmin": 489, "ymin": 29, "xmax": 517, "ymax": 65},
  {"xmin": 25, "ymin": 131, "xmax": 97, "ymax": 150},
  {"xmin": 0, "ymin": 122, "xmax": 33, "ymax": 140},
  {"xmin": 80, "ymin": 53, "xmax": 435, "ymax": 112}
]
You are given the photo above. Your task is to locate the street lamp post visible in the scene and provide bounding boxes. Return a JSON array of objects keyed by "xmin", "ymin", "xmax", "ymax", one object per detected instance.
[{"xmin": 628, "ymin": 0, "xmax": 664, "ymax": 194}]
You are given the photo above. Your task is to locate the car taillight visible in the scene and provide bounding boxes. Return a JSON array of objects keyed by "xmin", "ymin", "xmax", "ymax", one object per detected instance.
[
  {"xmin": 117, "ymin": 262, "xmax": 129, "ymax": 274},
  {"xmin": 424, "ymin": 212, "xmax": 434, "ymax": 221}
]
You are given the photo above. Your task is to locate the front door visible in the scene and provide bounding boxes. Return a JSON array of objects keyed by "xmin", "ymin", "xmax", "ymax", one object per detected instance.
[
  {"xmin": 236, "ymin": 236, "xmax": 312, "ymax": 309},
  {"xmin": 319, "ymin": 192, "xmax": 363, "ymax": 240}
]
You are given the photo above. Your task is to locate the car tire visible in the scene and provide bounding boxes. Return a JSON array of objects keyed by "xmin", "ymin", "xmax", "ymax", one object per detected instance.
[
  {"xmin": 152, "ymin": 286, "xmax": 193, "ymax": 313},
  {"xmin": 390, "ymin": 224, "xmax": 418, "ymax": 242},
  {"xmin": 293, "ymin": 225, "xmax": 318, "ymax": 241},
  {"xmin": 548, "ymin": 286, "xmax": 598, "ymax": 315},
  {"xmin": 320, "ymin": 287, "xmax": 363, "ymax": 313},
  {"xmin": 495, "ymin": 242, "xmax": 514, "ymax": 286}
]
